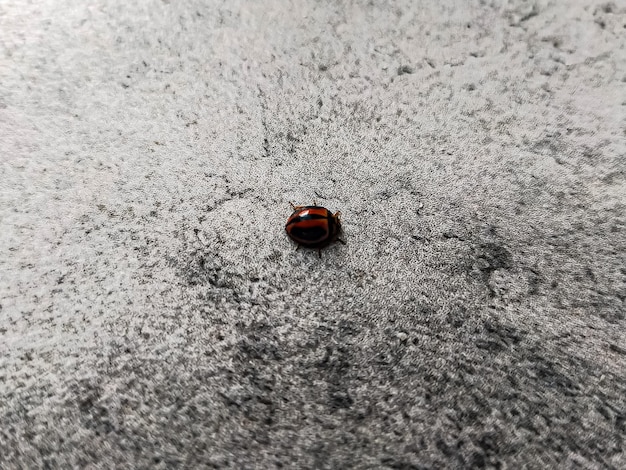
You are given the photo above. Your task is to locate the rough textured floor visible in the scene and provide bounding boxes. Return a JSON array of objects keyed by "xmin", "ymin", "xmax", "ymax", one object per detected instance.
[{"xmin": 1, "ymin": 0, "xmax": 625, "ymax": 468}]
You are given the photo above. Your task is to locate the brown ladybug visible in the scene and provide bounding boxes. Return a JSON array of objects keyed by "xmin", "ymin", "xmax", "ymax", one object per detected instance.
[{"xmin": 285, "ymin": 203, "xmax": 345, "ymax": 257}]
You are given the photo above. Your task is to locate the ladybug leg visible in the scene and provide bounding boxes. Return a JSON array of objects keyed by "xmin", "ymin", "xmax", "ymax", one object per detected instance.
[
  {"xmin": 295, "ymin": 244, "xmax": 301, "ymax": 252},
  {"xmin": 318, "ymin": 249, "xmax": 322, "ymax": 258},
  {"xmin": 337, "ymin": 238, "xmax": 346, "ymax": 245}
]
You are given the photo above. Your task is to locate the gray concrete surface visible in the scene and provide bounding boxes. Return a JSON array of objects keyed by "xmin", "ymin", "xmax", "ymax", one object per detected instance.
[{"xmin": 1, "ymin": 0, "xmax": 625, "ymax": 468}]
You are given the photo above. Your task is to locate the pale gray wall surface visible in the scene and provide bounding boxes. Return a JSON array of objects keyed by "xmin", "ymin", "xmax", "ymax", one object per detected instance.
[{"xmin": 1, "ymin": 0, "xmax": 625, "ymax": 468}]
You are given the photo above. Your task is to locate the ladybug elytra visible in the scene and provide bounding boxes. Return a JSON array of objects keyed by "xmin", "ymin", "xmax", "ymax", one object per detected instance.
[{"xmin": 285, "ymin": 203, "xmax": 345, "ymax": 256}]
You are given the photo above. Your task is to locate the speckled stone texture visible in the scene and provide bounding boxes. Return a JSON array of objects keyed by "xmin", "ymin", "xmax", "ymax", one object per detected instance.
[{"xmin": 1, "ymin": 0, "xmax": 625, "ymax": 468}]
